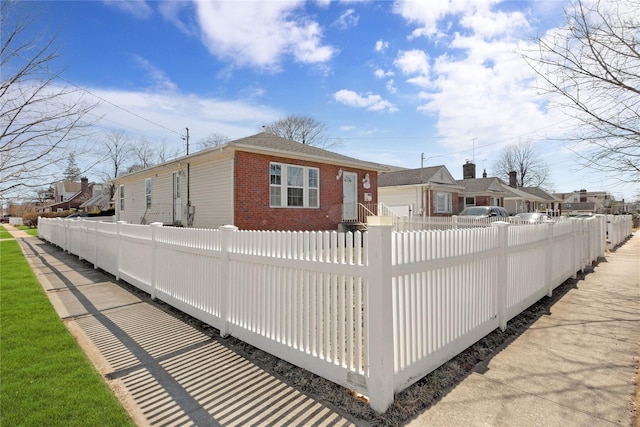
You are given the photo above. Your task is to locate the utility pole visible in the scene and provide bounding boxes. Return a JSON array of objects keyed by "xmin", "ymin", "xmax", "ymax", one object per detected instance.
[
  {"xmin": 185, "ymin": 127, "xmax": 190, "ymax": 155},
  {"xmin": 420, "ymin": 153, "xmax": 425, "ymax": 216},
  {"xmin": 184, "ymin": 127, "xmax": 191, "ymax": 225}
]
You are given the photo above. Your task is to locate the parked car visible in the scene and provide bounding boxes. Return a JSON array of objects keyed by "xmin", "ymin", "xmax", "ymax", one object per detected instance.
[
  {"xmin": 66, "ymin": 212, "xmax": 88, "ymax": 218},
  {"xmin": 514, "ymin": 212, "xmax": 550, "ymax": 223},
  {"xmin": 459, "ymin": 206, "xmax": 509, "ymax": 218}
]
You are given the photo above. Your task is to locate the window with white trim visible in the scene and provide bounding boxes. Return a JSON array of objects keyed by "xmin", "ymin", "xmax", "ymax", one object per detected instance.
[
  {"xmin": 435, "ymin": 192, "xmax": 452, "ymax": 213},
  {"xmin": 145, "ymin": 178, "xmax": 152, "ymax": 208},
  {"xmin": 465, "ymin": 196, "xmax": 476, "ymax": 207},
  {"xmin": 119, "ymin": 185, "xmax": 125, "ymax": 211},
  {"xmin": 270, "ymin": 162, "xmax": 319, "ymax": 208},
  {"xmin": 490, "ymin": 197, "xmax": 500, "ymax": 206}
]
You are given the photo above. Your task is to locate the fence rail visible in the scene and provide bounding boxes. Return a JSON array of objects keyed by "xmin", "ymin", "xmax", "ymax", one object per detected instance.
[{"xmin": 38, "ymin": 214, "xmax": 632, "ymax": 412}]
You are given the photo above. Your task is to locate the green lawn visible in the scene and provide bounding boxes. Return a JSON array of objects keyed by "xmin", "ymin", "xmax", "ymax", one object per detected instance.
[
  {"xmin": 16, "ymin": 225, "xmax": 38, "ymax": 236},
  {"xmin": 0, "ymin": 239, "xmax": 135, "ymax": 426},
  {"xmin": 0, "ymin": 226, "xmax": 12, "ymax": 239}
]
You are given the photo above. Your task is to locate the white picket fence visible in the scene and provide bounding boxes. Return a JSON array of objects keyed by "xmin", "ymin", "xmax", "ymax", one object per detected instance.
[{"xmin": 37, "ymin": 214, "xmax": 631, "ymax": 413}]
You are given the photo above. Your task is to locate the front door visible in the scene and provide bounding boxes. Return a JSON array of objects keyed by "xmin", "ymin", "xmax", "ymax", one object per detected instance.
[
  {"xmin": 173, "ymin": 172, "xmax": 182, "ymax": 225},
  {"xmin": 342, "ymin": 172, "xmax": 358, "ymax": 221}
]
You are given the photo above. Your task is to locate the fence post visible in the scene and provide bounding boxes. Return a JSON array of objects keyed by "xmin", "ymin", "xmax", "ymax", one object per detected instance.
[
  {"xmin": 93, "ymin": 220, "xmax": 99, "ymax": 269},
  {"xmin": 545, "ymin": 220, "xmax": 554, "ymax": 297},
  {"xmin": 150, "ymin": 223, "xmax": 163, "ymax": 300},
  {"xmin": 492, "ymin": 221, "xmax": 509, "ymax": 331},
  {"xmin": 570, "ymin": 218, "xmax": 579, "ymax": 279},
  {"xmin": 64, "ymin": 218, "xmax": 70, "ymax": 253},
  {"xmin": 365, "ymin": 217, "xmax": 395, "ymax": 414},
  {"xmin": 78, "ymin": 218, "xmax": 84, "ymax": 261},
  {"xmin": 115, "ymin": 221, "xmax": 126, "ymax": 281},
  {"xmin": 219, "ymin": 225, "xmax": 238, "ymax": 338}
]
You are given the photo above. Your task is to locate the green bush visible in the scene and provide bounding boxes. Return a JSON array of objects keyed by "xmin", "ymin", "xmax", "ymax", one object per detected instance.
[{"xmin": 23, "ymin": 211, "xmax": 73, "ymax": 227}]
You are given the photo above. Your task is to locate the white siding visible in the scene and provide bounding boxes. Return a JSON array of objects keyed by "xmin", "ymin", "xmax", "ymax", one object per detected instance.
[
  {"xmin": 118, "ymin": 179, "xmax": 146, "ymax": 224},
  {"xmin": 189, "ymin": 159, "xmax": 234, "ymax": 228},
  {"xmin": 379, "ymin": 186, "xmax": 420, "ymax": 216}
]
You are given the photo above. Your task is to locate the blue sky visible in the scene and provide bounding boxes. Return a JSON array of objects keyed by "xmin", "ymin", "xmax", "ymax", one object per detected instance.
[{"xmin": 31, "ymin": 0, "xmax": 637, "ymax": 200}]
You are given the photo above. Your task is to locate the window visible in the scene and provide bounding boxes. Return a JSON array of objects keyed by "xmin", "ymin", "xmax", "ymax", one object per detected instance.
[
  {"xmin": 145, "ymin": 178, "xmax": 152, "ymax": 208},
  {"xmin": 269, "ymin": 162, "xmax": 319, "ymax": 208},
  {"xmin": 435, "ymin": 192, "xmax": 452, "ymax": 213},
  {"xmin": 490, "ymin": 197, "xmax": 500, "ymax": 206},
  {"xmin": 465, "ymin": 197, "xmax": 476, "ymax": 207},
  {"xmin": 119, "ymin": 185, "xmax": 125, "ymax": 211}
]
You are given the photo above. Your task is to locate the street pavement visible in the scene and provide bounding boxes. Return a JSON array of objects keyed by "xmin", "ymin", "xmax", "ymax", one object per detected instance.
[
  {"xmin": 408, "ymin": 231, "xmax": 639, "ymax": 427},
  {"xmin": 3, "ymin": 224, "xmax": 639, "ymax": 426}
]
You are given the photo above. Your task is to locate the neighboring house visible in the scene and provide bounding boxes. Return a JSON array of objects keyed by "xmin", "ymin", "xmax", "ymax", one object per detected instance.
[
  {"xmin": 79, "ymin": 183, "xmax": 113, "ymax": 212},
  {"xmin": 500, "ymin": 183, "xmax": 546, "ymax": 215},
  {"xmin": 521, "ymin": 187, "xmax": 563, "ymax": 216},
  {"xmin": 37, "ymin": 177, "xmax": 93, "ymax": 213},
  {"xmin": 378, "ymin": 165, "xmax": 463, "ymax": 217},
  {"xmin": 455, "ymin": 163, "xmax": 505, "ymax": 211},
  {"xmin": 554, "ymin": 189, "xmax": 612, "ymax": 214},
  {"xmin": 113, "ymin": 132, "xmax": 390, "ymax": 231}
]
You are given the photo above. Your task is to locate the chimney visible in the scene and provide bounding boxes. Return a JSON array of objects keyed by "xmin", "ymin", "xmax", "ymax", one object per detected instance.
[
  {"xmin": 482, "ymin": 169, "xmax": 487, "ymax": 178},
  {"xmin": 463, "ymin": 161, "xmax": 476, "ymax": 179},
  {"xmin": 580, "ymin": 189, "xmax": 587, "ymax": 202},
  {"xmin": 509, "ymin": 171, "xmax": 517, "ymax": 187},
  {"xmin": 81, "ymin": 177, "xmax": 90, "ymax": 196}
]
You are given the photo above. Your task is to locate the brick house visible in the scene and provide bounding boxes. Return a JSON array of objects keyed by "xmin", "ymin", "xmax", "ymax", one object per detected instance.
[
  {"xmin": 455, "ymin": 162, "xmax": 505, "ymax": 211},
  {"xmin": 113, "ymin": 133, "xmax": 389, "ymax": 231},
  {"xmin": 37, "ymin": 177, "xmax": 93, "ymax": 213},
  {"xmin": 378, "ymin": 165, "xmax": 463, "ymax": 217}
]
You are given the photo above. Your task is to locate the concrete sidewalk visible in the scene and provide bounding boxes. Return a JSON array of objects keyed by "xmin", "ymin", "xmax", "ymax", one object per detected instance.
[
  {"xmin": 408, "ymin": 232, "xmax": 639, "ymax": 427},
  {"xmin": 7, "ymin": 227, "xmax": 359, "ymax": 427},
  {"xmin": 4, "ymin": 225, "xmax": 639, "ymax": 426}
]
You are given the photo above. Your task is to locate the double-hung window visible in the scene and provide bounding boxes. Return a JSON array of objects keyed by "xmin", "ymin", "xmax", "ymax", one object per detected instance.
[
  {"xmin": 145, "ymin": 178, "xmax": 152, "ymax": 208},
  {"xmin": 465, "ymin": 196, "xmax": 476, "ymax": 207},
  {"xmin": 435, "ymin": 192, "xmax": 452, "ymax": 213},
  {"xmin": 119, "ymin": 185, "xmax": 125, "ymax": 211},
  {"xmin": 270, "ymin": 162, "xmax": 319, "ymax": 208}
]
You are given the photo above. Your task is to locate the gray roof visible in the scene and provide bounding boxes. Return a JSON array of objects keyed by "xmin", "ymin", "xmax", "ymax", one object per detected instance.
[
  {"xmin": 229, "ymin": 133, "xmax": 389, "ymax": 171},
  {"xmin": 456, "ymin": 177, "xmax": 505, "ymax": 194},
  {"xmin": 521, "ymin": 187, "xmax": 561, "ymax": 201},
  {"xmin": 116, "ymin": 132, "xmax": 390, "ymax": 181},
  {"xmin": 378, "ymin": 166, "xmax": 446, "ymax": 187}
]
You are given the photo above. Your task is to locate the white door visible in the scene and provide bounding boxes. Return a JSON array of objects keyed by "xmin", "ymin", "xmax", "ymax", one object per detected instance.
[
  {"xmin": 173, "ymin": 172, "xmax": 182, "ymax": 224},
  {"xmin": 342, "ymin": 172, "xmax": 358, "ymax": 220}
]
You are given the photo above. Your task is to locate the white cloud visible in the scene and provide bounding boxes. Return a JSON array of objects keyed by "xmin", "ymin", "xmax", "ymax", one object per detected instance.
[
  {"xmin": 193, "ymin": 1, "xmax": 334, "ymax": 70},
  {"xmin": 87, "ymin": 87, "xmax": 281, "ymax": 150},
  {"xmin": 333, "ymin": 9, "xmax": 359, "ymax": 29},
  {"xmin": 386, "ymin": 79, "xmax": 397, "ymax": 93},
  {"xmin": 374, "ymin": 68, "xmax": 394, "ymax": 79},
  {"xmin": 392, "ymin": 0, "xmax": 473, "ymax": 38},
  {"xmin": 394, "ymin": 49, "xmax": 431, "ymax": 87},
  {"xmin": 132, "ymin": 55, "xmax": 177, "ymax": 92},
  {"xmin": 334, "ymin": 89, "xmax": 397, "ymax": 112},
  {"xmin": 103, "ymin": 0, "xmax": 153, "ymax": 19},
  {"xmin": 375, "ymin": 39, "xmax": 389, "ymax": 52}
]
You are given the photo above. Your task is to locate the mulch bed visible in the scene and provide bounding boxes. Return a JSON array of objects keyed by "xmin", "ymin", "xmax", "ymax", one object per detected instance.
[{"xmin": 123, "ymin": 270, "xmax": 584, "ymax": 426}]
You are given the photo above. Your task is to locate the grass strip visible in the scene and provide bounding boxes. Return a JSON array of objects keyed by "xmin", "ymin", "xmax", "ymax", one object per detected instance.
[
  {"xmin": 16, "ymin": 225, "xmax": 38, "ymax": 236},
  {"xmin": 0, "ymin": 226, "xmax": 12, "ymax": 239},
  {"xmin": 0, "ymin": 239, "xmax": 135, "ymax": 427}
]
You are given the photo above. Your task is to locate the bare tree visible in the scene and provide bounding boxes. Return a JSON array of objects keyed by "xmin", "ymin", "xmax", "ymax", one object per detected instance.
[
  {"xmin": 492, "ymin": 141, "xmax": 550, "ymax": 188},
  {"xmin": 196, "ymin": 132, "xmax": 229, "ymax": 151},
  {"xmin": 0, "ymin": 1, "xmax": 98, "ymax": 198},
  {"xmin": 523, "ymin": 0, "xmax": 639, "ymax": 183},
  {"xmin": 262, "ymin": 114, "xmax": 338, "ymax": 149},
  {"xmin": 98, "ymin": 131, "xmax": 133, "ymax": 196},
  {"xmin": 132, "ymin": 138, "xmax": 157, "ymax": 169}
]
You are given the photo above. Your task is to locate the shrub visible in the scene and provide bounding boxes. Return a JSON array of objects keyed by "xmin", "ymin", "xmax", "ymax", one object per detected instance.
[{"xmin": 23, "ymin": 211, "xmax": 72, "ymax": 227}]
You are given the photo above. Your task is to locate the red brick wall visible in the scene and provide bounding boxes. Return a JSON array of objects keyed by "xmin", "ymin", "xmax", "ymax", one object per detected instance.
[
  {"xmin": 233, "ymin": 151, "xmax": 378, "ymax": 231},
  {"xmin": 425, "ymin": 190, "xmax": 461, "ymax": 217}
]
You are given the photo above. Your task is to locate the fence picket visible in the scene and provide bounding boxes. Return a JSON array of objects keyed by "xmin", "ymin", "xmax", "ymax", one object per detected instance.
[{"xmin": 37, "ymin": 213, "xmax": 630, "ymax": 414}]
